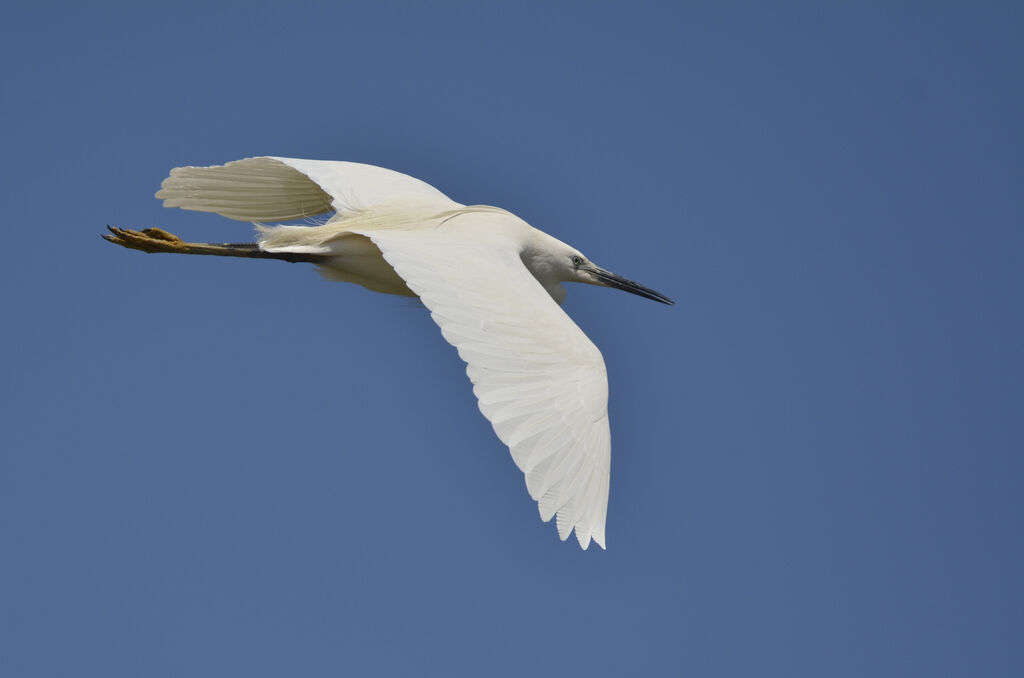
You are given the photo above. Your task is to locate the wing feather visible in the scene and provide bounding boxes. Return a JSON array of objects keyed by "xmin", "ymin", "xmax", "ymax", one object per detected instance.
[
  {"xmin": 353, "ymin": 225, "xmax": 611, "ymax": 549},
  {"xmin": 156, "ymin": 156, "xmax": 457, "ymax": 222}
]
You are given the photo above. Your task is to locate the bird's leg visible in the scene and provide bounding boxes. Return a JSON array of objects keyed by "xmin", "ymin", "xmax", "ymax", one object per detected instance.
[{"xmin": 102, "ymin": 226, "xmax": 327, "ymax": 264}]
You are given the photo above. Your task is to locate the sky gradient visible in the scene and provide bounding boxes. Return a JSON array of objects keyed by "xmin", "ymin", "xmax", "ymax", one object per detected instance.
[{"xmin": 1, "ymin": 2, "xmax": 1021, "ymax": 676}]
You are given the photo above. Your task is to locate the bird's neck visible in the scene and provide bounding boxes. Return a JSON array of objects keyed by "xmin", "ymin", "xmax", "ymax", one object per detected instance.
[{"xmin": 520, "ymin": 232, "xmax": 571, "ymax": 304}]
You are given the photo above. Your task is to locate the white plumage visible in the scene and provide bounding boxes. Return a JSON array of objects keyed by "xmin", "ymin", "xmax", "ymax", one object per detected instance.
[{"xmin": 148, "ymin": 156, "xmax": 673, "ymax": 549}]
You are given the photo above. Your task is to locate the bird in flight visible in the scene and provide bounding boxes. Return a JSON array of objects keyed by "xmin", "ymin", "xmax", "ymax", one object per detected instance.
[{"xmin": 105, "ymin": 157, "xmax": 673, "ymax": 549}]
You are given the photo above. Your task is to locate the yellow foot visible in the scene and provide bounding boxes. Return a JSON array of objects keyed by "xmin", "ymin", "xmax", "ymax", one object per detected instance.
[
  {"xmin": 103, "ymin": 226, "xmax": 188, "ymax": 254},
  {"xmin": 103, "ymin": 225, "xmax": 320, "ymax": 263}
]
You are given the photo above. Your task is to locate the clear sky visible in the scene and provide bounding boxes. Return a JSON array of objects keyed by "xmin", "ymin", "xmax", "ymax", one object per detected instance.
[{"xmin": 1, "ymin": 2, "xmax": 1021, "ymax": 676}]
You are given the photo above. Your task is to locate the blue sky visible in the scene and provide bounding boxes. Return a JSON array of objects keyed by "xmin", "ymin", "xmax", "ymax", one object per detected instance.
[{"xmin": 1, "ymin": 2, "xmax": 1021, "ymax": 676}]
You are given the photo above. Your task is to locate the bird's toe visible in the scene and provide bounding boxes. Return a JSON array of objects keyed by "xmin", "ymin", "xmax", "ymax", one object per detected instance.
[
  {"xmin": 103, "ymin": 226, "xmax": 187, "ymax": 254},
  {"xmin": 140, "ymin": 227, "xmax": 184, "ymax": 243}
]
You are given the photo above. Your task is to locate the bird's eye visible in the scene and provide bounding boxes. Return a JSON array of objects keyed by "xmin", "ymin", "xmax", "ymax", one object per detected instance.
[{"xmin": 571, "ymin": 255, "xmax": 583, "ymax": 266}]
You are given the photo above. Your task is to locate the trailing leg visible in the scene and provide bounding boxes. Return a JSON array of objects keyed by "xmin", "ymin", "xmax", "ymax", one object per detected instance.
[{"xmin": 102, "ymin": 226, "xmax": 327, "ymax": 264}]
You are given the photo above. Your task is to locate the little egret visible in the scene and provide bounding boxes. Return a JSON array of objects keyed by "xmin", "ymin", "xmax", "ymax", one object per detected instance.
[{"xmin": 105, "ymin": 156, "xmax": 673, "ymax": 549}]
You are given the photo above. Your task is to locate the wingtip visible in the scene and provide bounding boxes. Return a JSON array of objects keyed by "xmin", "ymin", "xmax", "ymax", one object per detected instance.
[{"xmin": 574, "ymin": 528, "xmax": 606, "ymax": 551}]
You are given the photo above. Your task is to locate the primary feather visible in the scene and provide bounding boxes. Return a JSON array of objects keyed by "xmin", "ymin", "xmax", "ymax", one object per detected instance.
[{"xmin": 156, "ymin": 156, "xmax": 455, "ymax": 221}]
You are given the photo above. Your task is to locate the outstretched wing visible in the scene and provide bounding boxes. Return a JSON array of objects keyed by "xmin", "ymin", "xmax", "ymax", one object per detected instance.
[
  {"xmin": 155, "ymin": 156, "xmax": 458, "ymax": 222},
  {"xmin": 353, "ymin": 222, "xmax": 611, "ymax": 549}
]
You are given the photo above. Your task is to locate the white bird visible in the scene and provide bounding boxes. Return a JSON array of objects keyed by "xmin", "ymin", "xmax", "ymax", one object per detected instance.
[{"xmin": 105, "ymin": 156, "xmax": 673, "ymax": 549}]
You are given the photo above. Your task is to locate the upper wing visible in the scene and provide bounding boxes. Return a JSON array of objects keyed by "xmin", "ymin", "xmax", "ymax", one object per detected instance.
[
  {"xmin": 354, "ymin": 223, "xmax": 611, "ymax": 549},
  {"xmin": 155, "ymin": 156, "xmax": 458, "ymax": 222}
]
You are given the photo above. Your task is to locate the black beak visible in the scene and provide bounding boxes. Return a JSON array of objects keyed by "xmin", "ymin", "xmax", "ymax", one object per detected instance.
[{"xmin": 586, "ymin": 266, "xmax": 674, "ymax": 305}]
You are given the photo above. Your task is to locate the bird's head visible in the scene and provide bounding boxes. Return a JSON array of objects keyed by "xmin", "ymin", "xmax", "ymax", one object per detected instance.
[
  {"xmin": 563, "ymin": 250, "xmax": 674, "ymax": 305},
  {"xmin": 522, "ymin": 231, "xmax": 674, "ymax": 305}
]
